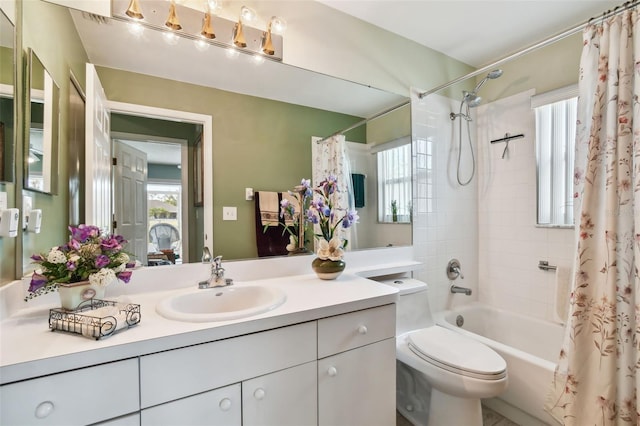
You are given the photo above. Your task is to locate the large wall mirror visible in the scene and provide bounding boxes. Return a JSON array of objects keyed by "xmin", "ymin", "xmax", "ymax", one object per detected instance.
[
  {"xmin": 0, "ymin": 7, "xmax": 14, "ymax": 183},
  {"xmin": 21, "ymin": 0, "xmax": 411, "ymax": 269},
  {"xmin": 25, "ymin": 49, "xmax": 59, "ymax": 194}
]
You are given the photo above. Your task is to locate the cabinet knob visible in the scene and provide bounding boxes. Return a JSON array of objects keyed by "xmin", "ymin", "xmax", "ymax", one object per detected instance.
[
  {"xmin": 358, "ymin": 325, "xmax": 368, "ymax": 335},
  {"xmin": 35, "ymin": 401, "xmax": 54, "ymax": 418},
  {"xmin": 327, "ymin": 366, "xmax": 338, "ymax": 377},
  {"xmin": 219, "ymin": 398, "xmax": 232, "ymax": 411},
  {"xmin": 254, "ymin": 388, "xmax": 265, "ymax": 400}
]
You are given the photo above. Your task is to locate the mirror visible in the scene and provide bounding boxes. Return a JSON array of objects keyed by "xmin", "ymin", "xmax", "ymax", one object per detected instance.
[
  {"xmin": 25, "ymin": 49, "xmax": 59, "ymax": 194},
  {"xmin": 21, "ymin": 0, "xmax": 410, "ymax": 266},
  {"xmin": 0, "ymin": 7, "xmax": 14, "ymax": 183}
]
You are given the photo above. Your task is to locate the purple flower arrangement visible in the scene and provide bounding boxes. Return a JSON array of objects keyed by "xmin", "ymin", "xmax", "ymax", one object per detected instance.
[
  {"xmin": 25, "ymin": 225, "xmax": 134, "ymax": 301},
  {"xmin": 305, "ymin": 176, "xmax": 359, "ymax": 261}
]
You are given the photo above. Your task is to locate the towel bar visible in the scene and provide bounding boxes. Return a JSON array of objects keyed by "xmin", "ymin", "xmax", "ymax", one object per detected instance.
[{"xmin": 538, "ymin": 260, "xmax": 557, "ymax": 271}]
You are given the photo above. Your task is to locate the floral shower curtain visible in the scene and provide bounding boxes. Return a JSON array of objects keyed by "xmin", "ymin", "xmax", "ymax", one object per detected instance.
[
  {"xmin": 311, "ymin": 135, "xmax": 356, "ymax": 249},
  {"xmin": 544, "ymin": 9, "xmax": 640, "ymax": 425}
]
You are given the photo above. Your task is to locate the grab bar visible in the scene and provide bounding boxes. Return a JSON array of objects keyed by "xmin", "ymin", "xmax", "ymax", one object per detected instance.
[{"xmin": 538, "ymin": 260, "xmax": 557, "ymax": 271}]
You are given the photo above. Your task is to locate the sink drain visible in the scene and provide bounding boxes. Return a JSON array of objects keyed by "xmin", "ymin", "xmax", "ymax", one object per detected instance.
[{"xmin": 456, "ymin": 315, "xmax": 464, "ymax": 327}]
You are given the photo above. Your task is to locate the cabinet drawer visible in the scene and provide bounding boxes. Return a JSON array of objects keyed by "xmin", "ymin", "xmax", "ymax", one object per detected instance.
[
  {"xmin": 140, "ymin": 321, "xmax": 317, "ymax": 408},
  {"xmin": 142, "ymin": 383, "xmax": 241, "ymax": 426},
  {"xmin": 0, "ymin": 359, "xmax": 139, "ymax": 426},
  {"xmin": 317, "ymin": 304, "xmax": 395, "ymax": 358}
]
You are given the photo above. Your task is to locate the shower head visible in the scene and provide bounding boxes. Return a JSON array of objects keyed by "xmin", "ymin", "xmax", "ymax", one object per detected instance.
[{"xmin": 473, "ymin": 69, "xmax": 503, "ymax": 93}]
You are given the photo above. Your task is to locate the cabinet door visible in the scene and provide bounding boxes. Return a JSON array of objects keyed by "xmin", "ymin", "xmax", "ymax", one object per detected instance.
[
  {"xmin": 141, "ymin": 383, "xmax": 240, "ymax": 426},
  {"xmin": 242, "ymin": 361, "xmax": 317, "ymax": 426},
  {"xmin": 318, "ymin": 339, "xmax": 395, "ymax": 426}
]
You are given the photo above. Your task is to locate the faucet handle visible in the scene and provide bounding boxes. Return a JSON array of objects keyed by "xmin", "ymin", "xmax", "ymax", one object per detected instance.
[
  {"xmin": 213, "ymin": 255, "xmax": 223, "ymax": 268},
  {"xmin": 447, "ymin": 259, "xmax": 464, "ymax": 280}
]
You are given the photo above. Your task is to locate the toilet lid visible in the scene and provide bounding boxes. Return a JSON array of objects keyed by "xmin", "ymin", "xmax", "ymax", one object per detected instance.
[{"xmin": 407, "ymin": 326, "xmax": 507, "ymax": 380}]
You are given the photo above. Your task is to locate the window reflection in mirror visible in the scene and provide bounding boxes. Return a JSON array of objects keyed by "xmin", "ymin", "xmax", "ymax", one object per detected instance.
[
  {"xmin": 376, "ymin": 140, "xmax": 412, "ymax": 224},
  {"xmin": 26, "ymin": 49, "xmax": 59, "ymax": 194},
  {"xmin": 533, "ymin": 85, "xmax": 578, "ymax": 227},
  {"xmin": 0, "ymin": 8, "xmax": 14, "ymax": 183}
]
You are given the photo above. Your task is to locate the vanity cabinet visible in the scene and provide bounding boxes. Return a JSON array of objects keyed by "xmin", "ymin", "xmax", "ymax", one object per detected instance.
[
  {"xmin": 317, "ymin": 304, "xmax": 397, "ymax": 426},
  {"xmin": 1, "ymin": 304, "xmax": 396, "ymax": 426},
  {"xmin": 0, "ymin": 359, "xmax": 139, "ymax": 426}
]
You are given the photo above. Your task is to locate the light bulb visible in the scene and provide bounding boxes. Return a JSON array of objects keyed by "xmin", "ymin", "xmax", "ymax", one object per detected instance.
[
  {"xmin": 270, "ymin": 16, "xmax": 287, "ymax": 35},
  {"xmin": 207, "ymin": 0, "xmax": 222, "ymax": 15},
  {"xmin": 240, "ymin": 5, "xmax": 256, "ymax": 23}
]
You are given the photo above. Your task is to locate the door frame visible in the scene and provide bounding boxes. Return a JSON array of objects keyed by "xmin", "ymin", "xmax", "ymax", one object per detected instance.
[{"xmin": 107, "ymin": 101, "xmax": 213, "ymax": 258}]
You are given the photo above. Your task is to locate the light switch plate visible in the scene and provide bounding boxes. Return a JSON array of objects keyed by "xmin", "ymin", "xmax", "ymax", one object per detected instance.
[
  {"xmin": 223, "ymin": 206, "xmax": 237, "ymax": 221},
  {"xmin": 245, "ymin": 187, "xmax": 254, "ymax": 201}
]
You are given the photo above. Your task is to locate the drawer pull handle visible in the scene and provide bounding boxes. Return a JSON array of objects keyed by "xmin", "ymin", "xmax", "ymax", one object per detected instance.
[
  {"xmin": 254, "ymin": 388, "xmax": 266, "ymax": 400},
  {"xmin": 35, "ymin": 401, "xmax": 54, "ymax": 418},
  {"xmin": 327, "ymin": 366, "xmax": 338, "ymax": 377},
  {"xmin": 219, "ymin": 398, "xmax": 232, "ymax": 411},
  {"xmin": 358, "ymin": 325, "xmax": 368, "ymax": 335}
]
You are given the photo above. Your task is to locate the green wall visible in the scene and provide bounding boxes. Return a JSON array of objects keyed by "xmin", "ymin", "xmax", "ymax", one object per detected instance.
[{"xmin": 97, "ymin": 67, "xmax": 365, "ymax": 260}]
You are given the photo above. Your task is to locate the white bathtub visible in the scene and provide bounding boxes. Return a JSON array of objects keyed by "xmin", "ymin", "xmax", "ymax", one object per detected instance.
[{"xmin": 434, "ymin": 303, "xmax": 564, "ymax": 426}]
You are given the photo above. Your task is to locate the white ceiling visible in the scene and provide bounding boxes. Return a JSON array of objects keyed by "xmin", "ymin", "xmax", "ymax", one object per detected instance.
[{"xmin": 317, "ymin": 0, "xmax": 619, "ymax": 67}]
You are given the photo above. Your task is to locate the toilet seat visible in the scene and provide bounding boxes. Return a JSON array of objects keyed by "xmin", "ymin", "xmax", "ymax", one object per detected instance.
[{"xmin": 407, "ymin": 326, "xmax": 507, "ymax": 380}]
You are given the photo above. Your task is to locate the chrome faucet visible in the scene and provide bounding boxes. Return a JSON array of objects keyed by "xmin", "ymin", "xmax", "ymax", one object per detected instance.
[
  {"xmin": 198, "ymin": 255, "xmax": 233, "ymax": 289},
  {"xmin": 450, "ymin": 285, "xmax": 472, "ymax": 296},
  {"xmin": 447, "ymin": 259, "xmax": 464, "ymax": 280}
]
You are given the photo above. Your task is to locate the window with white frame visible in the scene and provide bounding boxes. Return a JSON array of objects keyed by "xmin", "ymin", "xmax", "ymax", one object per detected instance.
[
  {"xmin": 533, "ymin": 85, "xmax": 578, "ymax": 227},
  {"xmin": 376, "ymin": 140, "xmax": 411, "ymax": 223}
]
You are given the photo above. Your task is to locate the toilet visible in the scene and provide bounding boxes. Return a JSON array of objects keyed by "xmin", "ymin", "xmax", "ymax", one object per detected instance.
[{"xmin": 381, "ymin": 278, "xmax": 507, "ymax": 426}]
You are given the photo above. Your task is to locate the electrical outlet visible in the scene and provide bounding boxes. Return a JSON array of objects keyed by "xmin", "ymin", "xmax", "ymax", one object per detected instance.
[{"xmin": 223, "ymin": 206, "xmax": 237, "ymax": 221}]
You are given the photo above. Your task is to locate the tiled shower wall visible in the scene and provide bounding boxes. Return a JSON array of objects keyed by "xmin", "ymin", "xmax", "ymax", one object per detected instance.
[
  {"xmin": 411, "ymin": 88, "xmax": 575, "ymax": 322},
  {"xmin": 411, "ymin": 89, "xmax": 479, "ymax": 313},
  {"xmin": 476, "ymin": 90, "xmax": 574, "ymax": 322}
]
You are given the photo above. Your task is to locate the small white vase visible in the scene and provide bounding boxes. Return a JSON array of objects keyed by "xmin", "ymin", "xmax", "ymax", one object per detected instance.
[{"xmin": 57, "ymin": 281, "xmax": 106, "ymax": 311}]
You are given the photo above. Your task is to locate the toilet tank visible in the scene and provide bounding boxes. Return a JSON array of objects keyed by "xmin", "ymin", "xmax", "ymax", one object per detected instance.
[{"xmin": 378, "ymin": 278, "xmax": 435, "ymax": 335}]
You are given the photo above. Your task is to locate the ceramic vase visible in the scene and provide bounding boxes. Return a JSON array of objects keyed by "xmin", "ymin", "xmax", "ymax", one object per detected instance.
[
  {"xmin": 57, "ymin": 281, "xmax": 105, "ymax": 311},
  {"xmin": 311, "ymin": 257, "xmax": 346, "ymax": 280}
]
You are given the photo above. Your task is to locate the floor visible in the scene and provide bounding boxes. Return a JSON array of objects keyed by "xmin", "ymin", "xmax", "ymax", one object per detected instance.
[{"xmin": 396, "ymin": 405, "xmax": 520, "ymax": 426}]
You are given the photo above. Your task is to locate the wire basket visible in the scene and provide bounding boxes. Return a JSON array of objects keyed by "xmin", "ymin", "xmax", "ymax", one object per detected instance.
[{"xmin": 49, "ymin": 299, "xmax": 141, "ymax": 340}]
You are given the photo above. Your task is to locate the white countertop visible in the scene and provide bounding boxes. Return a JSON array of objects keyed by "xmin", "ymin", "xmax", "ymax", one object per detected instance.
[{"xmin": 0, "ymin": 269, "xmax": 404, "ymax": 385}]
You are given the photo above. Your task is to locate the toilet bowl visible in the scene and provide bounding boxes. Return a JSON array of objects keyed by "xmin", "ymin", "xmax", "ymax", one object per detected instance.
[{"xmin": 380, "ymin": 278, "xmax": 507, "ymax": 426}]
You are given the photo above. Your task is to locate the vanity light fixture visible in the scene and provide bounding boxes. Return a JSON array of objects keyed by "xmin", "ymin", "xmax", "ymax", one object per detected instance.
[
  {"xmin": 125, "ymin": 0, "xmax": 144, "ymax": 20},
  {"xmin": 233, "ymin": 5, "xmax": 256, "ymax": 48},
  {"xmin": 115, "ymin": 0, "xmax": 284, "ymax": 61},
  {"xmin": 262, "ymin": 16, "xmax": 286, "ymax": 55},
  {"xmin": 165, "ymin": 0, "xmax": 182, "ymax": 31}
]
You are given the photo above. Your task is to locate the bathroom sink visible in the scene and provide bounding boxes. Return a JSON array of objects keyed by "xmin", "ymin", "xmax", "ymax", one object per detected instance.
[{"xmin": 156, "ymin": 286, "xmax": 287, "ymax": 322}]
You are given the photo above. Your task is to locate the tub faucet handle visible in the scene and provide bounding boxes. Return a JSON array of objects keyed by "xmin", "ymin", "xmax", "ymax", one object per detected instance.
[{"xmin": 447, "ymin": 259, "xmax": 464, "ymax": 280}]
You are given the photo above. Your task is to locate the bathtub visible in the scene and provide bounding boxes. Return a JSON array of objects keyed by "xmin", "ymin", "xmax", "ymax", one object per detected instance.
[{"xmin": 434, "ymin": 303, "xmax": 564, "ymax": 426}]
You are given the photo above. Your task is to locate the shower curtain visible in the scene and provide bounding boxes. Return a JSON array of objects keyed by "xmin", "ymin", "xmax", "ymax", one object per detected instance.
[
  {"xmin": 311, "ymin": 134, "xmax": 357, "ymax": 249},
  {"xmin": 544, "ymin": 9, "xmax": 639, "ymax": 425}
]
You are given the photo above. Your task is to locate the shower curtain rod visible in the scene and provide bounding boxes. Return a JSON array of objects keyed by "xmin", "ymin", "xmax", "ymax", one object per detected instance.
[{"xmin": 316, "ymin": 0, "xmax": 639, "ymax": 144}]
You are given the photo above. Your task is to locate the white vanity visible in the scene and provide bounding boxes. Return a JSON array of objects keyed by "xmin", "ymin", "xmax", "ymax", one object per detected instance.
[{"xmin": 0, "ymin": 249, "xmax": 418, "ymax": 425}]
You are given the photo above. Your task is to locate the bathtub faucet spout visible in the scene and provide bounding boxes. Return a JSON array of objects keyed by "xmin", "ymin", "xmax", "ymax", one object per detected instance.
[{"xmin": 451, "ymin": 285, "xmax": 472, "ymax": 296}]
